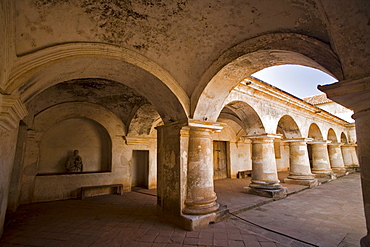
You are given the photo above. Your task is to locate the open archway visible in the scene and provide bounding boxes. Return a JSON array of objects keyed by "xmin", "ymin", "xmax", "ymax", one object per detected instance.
[
  {"xmin": 308, "ymin": 123, "xmax": 323, "ymax": 141},
  {"xmin": 192, "ymin": 33, "xmax": 342, "ymax": 122},
  {"xmin": 327, "ymin": 128, "xmax": 338, "ymax": 143},
  {"xmin": 276, "ymin": 115, "xmax": 302, "ymax": 139},
  {"xmin": 7, "ymin": 43, "xmax": 188, "ymax": 124}
]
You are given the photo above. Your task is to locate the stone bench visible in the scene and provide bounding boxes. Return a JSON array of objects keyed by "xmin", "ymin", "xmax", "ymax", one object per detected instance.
[
  {"xmin": 80, "ymin": 184, "xmax": 123, "ymax": 199},
  {"xmin": 237, "ymin": 170, "xmax": 252, "ymax": 178}
]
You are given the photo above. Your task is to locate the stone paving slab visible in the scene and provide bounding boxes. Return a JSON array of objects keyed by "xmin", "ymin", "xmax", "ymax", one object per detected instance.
[
  {"xmin": 0, "ymin": 173, "xmax": 365, "ymax": 247},
  {"xmin": 233, "ymin": 173, "xmax": 366, "ymax": 247}
]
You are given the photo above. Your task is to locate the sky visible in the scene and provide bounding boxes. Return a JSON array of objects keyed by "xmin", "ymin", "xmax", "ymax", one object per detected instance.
[{"xmin": 252, "ymin": 65, "xmax": 338, "ymax": 99}]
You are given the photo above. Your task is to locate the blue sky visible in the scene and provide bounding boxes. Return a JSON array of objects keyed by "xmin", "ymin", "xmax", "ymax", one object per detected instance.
[{"xmin": 252, "ymin": 65, "xmax": 338, "ymax": 99}]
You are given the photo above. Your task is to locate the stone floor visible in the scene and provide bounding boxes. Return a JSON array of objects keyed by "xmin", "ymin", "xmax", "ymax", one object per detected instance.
[{"xmin": 0, "ymin": 172, "xmax": 366, "ymax": 247}]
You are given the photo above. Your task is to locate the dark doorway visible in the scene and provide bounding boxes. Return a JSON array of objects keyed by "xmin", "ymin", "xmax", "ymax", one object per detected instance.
[
  {"xmin": 132, "ymin": 150, "xmax": 149, "ymax": 188},
  {"xmin": 213, "ymin": 141, "xmax": 229, "ymax": 179}
]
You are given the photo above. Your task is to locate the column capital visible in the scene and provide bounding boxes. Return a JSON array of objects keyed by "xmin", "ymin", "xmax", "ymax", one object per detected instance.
[
  {"xmin": 245, "ymin": 133, "xmax": 282, "ymax": 140},
  {"xmin": 309, "ymin": 140, "xmax": 332, "ymax": 145},
  {"xmin": 328, "ymin": 142, "xmax": 344, "ymax": 147},
  {"xmin": 319, "ymin": 76, "xmax": 370, "ymax": 113},
  {"xmin": 0, "ymin": 94, "xmax": 28, "ymax": 131},
  {"xmin": 187, "ymin": 119, "xmax": 226, "ymax": 132},
  {"xmin": 282, "ymin": 138, "xmax": 313, "ymax": 143}
]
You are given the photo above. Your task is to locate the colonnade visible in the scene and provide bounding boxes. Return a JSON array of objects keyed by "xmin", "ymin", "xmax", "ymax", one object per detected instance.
[{"xmin": 242, "ymin": 134, "xmax": 359, "ymax": 198}]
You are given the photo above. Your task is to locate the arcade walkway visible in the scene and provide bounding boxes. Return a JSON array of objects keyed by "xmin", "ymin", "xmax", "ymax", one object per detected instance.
[{"xmin": 0, "ymin": 173, "xmax": 365, "ymax": 247}]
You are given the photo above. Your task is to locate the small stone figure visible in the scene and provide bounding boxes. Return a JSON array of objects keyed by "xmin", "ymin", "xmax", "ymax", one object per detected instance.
[{"xmin": 65, "ymin": 150, "xmax": 83, "ymax": 172}]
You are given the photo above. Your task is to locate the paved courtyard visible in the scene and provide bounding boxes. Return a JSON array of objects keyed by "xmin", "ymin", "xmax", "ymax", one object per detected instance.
[{"xmin": 0, "ymin": 173, "xmax": 366, "ymax": 247}]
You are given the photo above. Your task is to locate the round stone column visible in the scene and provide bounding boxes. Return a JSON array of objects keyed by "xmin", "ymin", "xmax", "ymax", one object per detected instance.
[
  {"xmin": 328, "ymin": 143, "xmax": 346, "ymax": 174},
  {"xmin": 182, "ymin": 126, "xmax": 219, "ymax": 215},
  {"xmin": 244, "ymin": 134, "xmax": 287, "ymax": 200},
  {"xmin": 284, "ymin": 138, "xmax": 317, "ymax": 187},
  {"xmin": 341, "ymin": 143, "xmax": 360, "ymax": 169},
  {"xmin": 310, "ymin": 141, "xmax": 335, "ymax": 178}
]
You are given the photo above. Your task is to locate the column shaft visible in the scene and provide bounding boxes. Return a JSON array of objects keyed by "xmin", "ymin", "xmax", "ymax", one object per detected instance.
[
  {"xmin": 183, "ymin": 127, "xmax": 219, "ymax": 215},
  {"xmin": 283, "ymin": 138, "xmax": 317, "ymax": 187},
  {"xmin": 310, "ymin": 141, "xmax": 334, "ymax": 176},
  {"xmin": 342, "ymin": 144, "xmax": 360, "ymax": 168},
  {"xmin": 328, "ymin": 143, "xmax": 346, "ymax": 173},
  {"xmin": 244, "ymin": 134, "xmax": 287, "ymax": 200}
]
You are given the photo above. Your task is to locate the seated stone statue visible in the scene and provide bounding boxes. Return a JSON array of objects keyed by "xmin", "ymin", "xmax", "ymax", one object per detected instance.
[{"xmin": 65, "ymin": 150, "xmax": 83, "ymax": 172}]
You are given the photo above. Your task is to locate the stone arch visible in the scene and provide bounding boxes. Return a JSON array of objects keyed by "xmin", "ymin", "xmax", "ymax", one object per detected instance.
[
  {"xmin": 327, "ymin": 128, "xmax": 338, "ymax": 143},
  {"xmin": 341, "ymin": 132, "xmax": 348, "ymax": 144},
  {"xmin": 276, "ymin": 115, "xmax": 302, "ymax": 139},
  {"xmin": 219, "ymin": 101, "xmax": 265, "ymax": 136},
  {"xmin": 308, "ymin": 123, "xmax": 323, "ymax": 141},
  {"xmin": 127, "ymin": 104, "xmax": 162, "ymax": 137},
  {"xmin": 6, "ymin": 43, "xmax": 188, "ymax": 123},
  {"xmin": 192, "ymin": 33, "xmax": 342, "ymax": 122}
]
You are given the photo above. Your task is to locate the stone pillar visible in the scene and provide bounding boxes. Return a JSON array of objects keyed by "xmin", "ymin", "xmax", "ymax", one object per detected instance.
[
  {"xmin": 244, "ymin": 134, "xmax": 287, "ymax": 200},
  {"xmin": 283, "ymin": 138, "xmax": 318, "ymax": 188},
  {"xmin": 310, "ymin": 141, "xmax": 336, "ymax": 179},
  {"xmin": 182, "ymin": 126, "xmax": 219, "ymax": 215},
  {"xmin": 328, "ymin": 143, "xmax": 347, "ymax": 174},
  {"xmin": 341, "ymin": 144, "xmax": 360, "ymax": 170},
  {"xmin": 156, "ymin": 120, "xmax": 227, "ymax": 231},
  {"xmin": 0, "ymin": 95, "xmax": 28, "ymax": 236},
  {"xmin": 319, "ymin": 76, "xmax": 370, "ymax": 246}
]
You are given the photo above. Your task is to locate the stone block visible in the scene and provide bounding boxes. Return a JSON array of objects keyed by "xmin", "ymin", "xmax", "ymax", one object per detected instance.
[
  {"xmin": 243, "ymin": 187, "xmax": 287, "ymax": 200},
  {"xmin": 284, "ymin": 178, "xmax": 318, "ymax": 188}
]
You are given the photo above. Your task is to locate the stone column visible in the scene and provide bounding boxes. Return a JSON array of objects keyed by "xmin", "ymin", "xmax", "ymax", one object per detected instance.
[
  {"xmin": 328, "ymin": 143, "xmax": 346, "ymax": 174},
  {"xmin": 244, "ymin": 134, "xmax": 287, "ymax": 200},
  {"xmin": 0, "ymin": 95, "xmax": 28, "ymax": 236},
  {"xmin": 341, "ymin": 144, "xmax": 360, "ymax": 170},
  {"xmin": 310, "ymin": 141, "xmax": 336, "ymax": 179},
  {"xmin": 319, "ymin": 76, "xmax": 370, "ymax": 246},
  {"xmin": 283, "ymin": 138, "xmax": 318, "ymax": 188},
  {"xmin": 156, "ymin": 120, "xmax": 226, "ymax": 231},
  {"xmin": 182, "ymin": 126, "xmax": 219, "ymax": 215}
]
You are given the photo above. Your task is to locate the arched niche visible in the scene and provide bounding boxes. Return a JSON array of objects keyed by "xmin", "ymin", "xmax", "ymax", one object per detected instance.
[
  {"xmin": 38, "ymin": 117, "xmax": 111, "ymax": 174},
  {"xmin": 276, "ymin": 115, "xmax": 302, "ymax": 139},
  {"xmin": 220, "ymin": 101, "xmax": 265, "ymax": 136},
  {"xmin": 341, "ymin": 132, "xmax": 348, "ymax": 144},
  {"xmin": 308, "ymin": 123, "xmax": 323, "ymax": 141},
  {"xmin": 327, "ymin": 128, "xmax": 338, "ymax": 143},
  {"xmin": 7, "ymin": 43, "xmax": 188, "ymax": 124},
  {"xmin": 33, "ymin": 102, "xmax": 126, "ymax": 172},
  {"xmin": 192, "ymin": 33, "xmax": 342, "ymax": 122}
]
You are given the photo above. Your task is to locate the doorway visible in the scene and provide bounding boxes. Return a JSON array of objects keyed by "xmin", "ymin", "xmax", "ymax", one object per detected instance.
[
  {"xmin": 213, "ymin": 141, "xmax": 229, "ymax": 179},
  {"xmin": 132, "ymin": 150, "xmax": 149, "ymax": 188}
]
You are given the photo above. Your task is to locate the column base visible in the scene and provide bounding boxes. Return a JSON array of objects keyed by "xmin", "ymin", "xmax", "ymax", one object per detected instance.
[
  {"xmin": 332, "ymin": 167, "xmax": 349, "ymax": 176},
  {"xmin": 244, "ymin": 187, "xmax": 287, "ymax": 200},
  {"xmin": 284, "ymin": 178, "xmax": 318, "ymax": 188},
  {"xmin": 346, "ymin": 165, "xmax": 361, "ymax": 172},
  {"xmin": 312, "ymin": 170, "xmax": 337, "ymax": 179},
  {"xmin": 180, "ymin": 204, "xmax": 229, "ymax": 231},
  {"xmin": 183, "ymin": 197, "xmax": 219, "ymax": 215}
]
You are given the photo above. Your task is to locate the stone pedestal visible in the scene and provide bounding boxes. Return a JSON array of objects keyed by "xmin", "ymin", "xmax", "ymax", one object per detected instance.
[
  {"xmin": 310, "ymin": 141, "xmax": 336, "ymax": 179},
  {"xmin": 342, "ymin": 143, "xmax": 360, "ymax": 170},
  {"xmin": 244, "ymin": 134, "xmax": 287, "ymax": 200},
  {"xmin": 328, "ymin": 143, "xmax": 347, "ymax": 174},
  {"xmin": 283, "ymin": 138, "xmax": 318, "ymax": 188}
]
